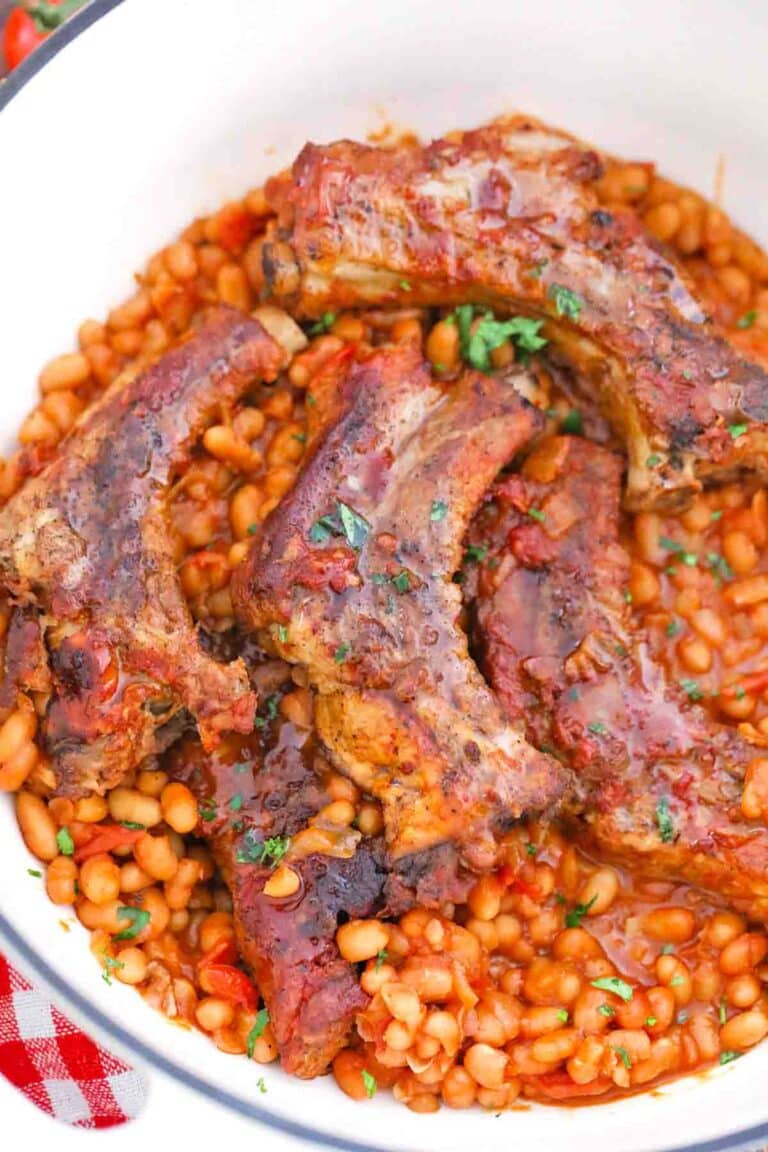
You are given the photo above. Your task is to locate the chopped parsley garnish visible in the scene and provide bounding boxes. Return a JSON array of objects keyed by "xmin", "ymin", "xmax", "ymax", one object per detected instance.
[
  {"xmin": 309, "ymin": 513, "xmax": 338, "ymax": 544},
  {"xmin": 556, "ymin": 1009, "xmax": 569, "ymax": 1023},
  {"xmin": 101, "ymin": 954, "xmax": 125, "ymax": 986},
  {"xmin": 656, "ymin": 795, "xmax": 676, "ymax": 843},
  {"xmin": 705, "ymin": 551, "xmax": 733, "ymax": 583},
  {"xmin": 120, "ymin": 820, "xmax": 145, "ymax": 830},
  {"xmin": 548, "ymin": 283, "xmax": 583, "ymax": 321},
  {"xmin": 665, "ymin": 619, "xmax": 681, "ymax": 638},
  {"xmin": 560, "ymin": 409, "xmax": 583, "ymax": 435},
  {"xmin": 590, "ymin": 977, "xmax": 633, "ymax": 1002},
  {"xmin": 277, "ymin": 624, "xmax": 289, "ymax": 643},
  {"xmin": 660, "ymin": 943, "xmax": 676, "ymax": 955},
  {"xmin": 645, "ymin": 1015, "xmax": 658, "ymax": 1027},
  {"xmin": 710, "ymin": 509, "xmax": 723, "ymax": 522},
  {"xmin": 734, "ymin": 685, "xmax": 746, "ymax": 700},
  {"xmin": 229, "ymin": 794, "xmax": 244, "ymax": 812},
  {"xmin": 614, "ymin": 1045, "xmax": 632, "ymax": 1069},
  {"xmin": 529, "ymin": 259, "xmax": 548, "ymax": 278},
  {"xmin": 729, "ymin": 422, "xmax": 749, "ymax": 440},
  {"xmin": 598, "ymin": 1004, "xmax": 616, "ymax": 1018},
  {"xmin": 400, "ymin": 279, "xmax": 411, "ymax": 291},
  {"xmin": 679, "ymin": 678, "xmax": 704, "ymax": 702},
  {"xmin": 370, "ymin": 573, "xmax": 389, "ymax": 585},
  {"xmin": 334, "ymin": 643, "xmax": 350, "ymax": 664},
  {"xmin": 56, "ymin": 827, "xmax": 74, "ymax": 857},
  {"xmin": 246, "ymin": 1008, "xmax": 270, "ymax": 1058},
  {"xmin": 308, "ymin": 311, "xmax": 336, "ymax": 335},
  {"xmin": 525, "ymin": 843, "xmax": 538, "ymax": 857},
  {"xmin": 464, "ymin": 544, "xmax": 488, "ymax": 563},
  {"xmin": 720, "ymin": 1050, "xmax": 740, "ymax": 1066},
  {"xmin": 646, "ymin": 454, "xmax": 662, "ymax": 467},
  {"xmin": 737, "ymin": 310, "xmax": 757, "ymax": 329},
  {"xmin": 247, "ymin": 523, "xmax": 259, "ymax": 535},
  {"xmin": 527, "ymin": 507, "xmax": 546, "ymax": 523},
  {"xmin": 256, "ymin": 1077, "xmax": 267, "ymax": 1093},
  {"xmin": 255, "ymin": 693, "xmax": 280, "ymax": 729},
  {"xmin": 27, "ymin": 868, "xmax": 42, "ymax": 878},
  {"xmin": 292, "ymin": 432, "xmax": 307, "ymax": 444},
  {"xmin": 114, "ymin": 906, "xmax": 150, "ymax": 941},
  {"xmin": 236, "ymin": 833, "xmax": 291, "ymax": 868},
  {"xmin": 200, "ymin": 799, "xmax": 218, "ymax": 822},
  {"xmin": 565, "ymin": 895, "xmax": 597, "ymax": 928},
  {"xmin": 338, "ymin": 501, "xmax": 370, "ymax": 550},
  {"xmin": 234, "ymin": 761, "xmax": 250, "ymax": 774},
  {"xmin": 676, "ymin": 1011, "xmax": 689, "ymax": 1024},
  {"xmin": 374, "ymin": 949, "xmax": 388, "ymax": 972},
  {"xmin": 669, "ymin": 975, "xmax": 684, "ymax": 988},
  {"xmin": 719, "ymin": 999, "xmax": 728, "ymax": 1026},
  {"xmin": 430, "ymin": 499, "xmax": 448, "ymax": 522},
  {"xmin": 623, "ymin": 590, "xmax": 633, "ymax": 604},
  {"xmin": 362, "ymin": 1070, "xmax": 377, "ymax": 1098},
  {"xmin": 450, "ymin": 305, "xmax": 548, "ymax": 370},
  {"xmin": 587, "ymin": 721, "xmax": 607, "ymax": 736},
  {"xmin": 392, "ymin": 571, "xmax": 411, "ymax": 593}
]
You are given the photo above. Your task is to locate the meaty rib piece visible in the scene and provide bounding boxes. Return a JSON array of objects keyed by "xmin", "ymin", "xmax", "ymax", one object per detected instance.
[
  {"xmin": 262, "ymin": 117, "xmax": 768, "ymax": 510},
  {"xmin": 168, "ymin": 666, "xmax": 388, "ymax": 1079},
  {"xmin": 0, "ymin": 306, "xmax": 295, "ymax": 795},
  {"xmin": 234, "ymin": 343, "xmax": 568, "ymax": 871},
  {"xmin": 467, "ymin": 435, "xmax": 768, "ymax": 918}
]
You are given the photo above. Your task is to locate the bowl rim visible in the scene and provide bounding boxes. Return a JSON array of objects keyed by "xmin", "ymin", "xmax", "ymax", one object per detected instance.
[{"xmin": 1, "ymin": 3, "xmax": 768, "ymax": 1149}]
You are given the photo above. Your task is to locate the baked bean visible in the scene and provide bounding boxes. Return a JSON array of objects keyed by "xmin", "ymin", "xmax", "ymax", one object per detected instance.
[
  {"xmin": 45, "ymin": 855, "xmax": 78, "ymax": 905},
  {"xmin": 16, "ymin": 791, "xmax": 58, "ymax": 861},
  {"xmin": 381, "ymin": 983, "xmax": 422, "ymax": 1030},
  {"xmin": 136, "ymin": 888, "xmax": 170, "ymax": 942},
  {"xmin": 136, "ymin": 769, "xmax": 168, "ymax": 797},
  {"xmin": 74, "ymin": 795, "xmax": 109, "ymax": 823},
  {"xmin": 719, "ymin": 933, "xmax": 768, "ymax": 976},
  {"xmin": 164, "ymin": 858, "xmax": 201, "ymax": 910},
  {"xmin": 656, "ymin": 955, "xmax": 693, "ymax": 1005},
  {"xmin": 114, "ymin": 946, "xmax": 148, "ymax": 985},
  {"xmin": 356, "ymin": 801, "xmax": 384, "ymax": 837},
  {"xmin": 720, "ymin": 1010, "xmax": 768, "ymax": 1051},
  {"xmin": 552, "ymin": 928, "xmax": 603, "ymax": 962},
  {"xmin": 76, "ymin": 898, "xmax": 123, "ymax": 933},
  {"xmin": 39, "ymin": 351, "xmax": 91, "ymax": 393},
  {"xmin": 532, "ymin": 1027, "xmax": 579, "ymax": 1064},
  {"xmin": 615, "ymin": 990, "xmax": 652, "ymax": 1031},
  {"xmin": 198, "ymin": 911, "xmax": 235, "ymax": 953},
  {"xmin": 742, "ymin": 759, "xmax": 768, "ymax": 822},
  {"xmin": 120, "ymin": 861, "xmax": 152, "ymax": 893},
  {"xmin": 134, "ymin": 833, "xmax": 179, "ymax": 882},
  {"xmin": 263, "ymin": 864, "xmax": 301, "ymax": 899},
  {"xmin": 108, "ymin": 788, "xmax": 162, "ymax": 828},
  {"xmin": 726, "ymin": 974, "xmax": 761, "ymax": 1009},
  {"xmin": 464, "ymin": 1043, "xmax": 507, "ymax": 1089},
  {"xmin": 629, "ymin": 561, "xmax": 660, "ymax": 606},
  {"xmin": 108, "ymin": 291, "xmax": 153, "ymax": 331},
  {"xmin": 400, "ymin": 959, "xmax": 454, "ymax": 1002},
  {"xmin": 80, "ymin": 854, "xmax": 121, "ymax": 905},
  {"xmin": 160, "ymin": 782, "xmax": 199, "ymax": 834},
  {"xmin": 0, "ymin": 704, "xmax": 38, "ymax": 791},
  {"xmin": 704, "ymin": 912, "xmax": 746, "ymax": 949},
  {"xmin": 642, "ymin": 907, "xmax": 697, "ymax": 943},
  {"xmin": 692, "ymin": 961, "xmax": 723, "ymax": 1003},
  {"xmin": 441, "ymin": 1065, "xmax": 477, "ymax": 1109},
  {"xmin": 579, "ymin": 868, "xmax": 619, "ymax": 915},
  {"xmin": 196, "ymin": 996, "xmax": 235, "ymax": 1032}
]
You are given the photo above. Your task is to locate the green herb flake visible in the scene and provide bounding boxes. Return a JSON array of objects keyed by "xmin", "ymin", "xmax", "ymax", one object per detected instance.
[
  {"xmin": 548, "ymin": 283, "xmax": 583, "ymax": 321},
  {"xmin": 374, "ymin": 948, "xmax": 388, "ymax": 973},
  {"xmin": 229, "ymin": 793, "xmax": 244, "ymax": 812},
  {"xmin": 101, "ymin": 953, "xmax": 125, "ymax": 986},
  {"xmin": 200, "ymin": 799, "xmax": 218, "ymax": 823},
  {"xmin": 645, "ymin": 1015, "xmax": 658, "ymax": 1027},
  {"xmin": 430, "ymin": 499, "xmax": 448, "ymax": 522},
  {"xmin": 56, "ymin": 827, "xmax": 74, "ymax": 857},
  {"xmin": 256, "ymin": 1077, "xmax": 268, "ymax": 1093},
  {"xmin": 590, "ymin": 977, "xmax": 633, "ymax": 1002},
  {"xmin": 277, "ymin": 624, "xmax": 289, "ymax": 643},
  {"xmin": 598, "ymin": 1003, "xmax": 616, "ymax": 1018},
  {"xmin": 676, "ymin": 1011, "xmax": 689, "ymax": 1024},
  {"xmin": 561, "ymin": 410, "xmax": 584, "ymax": 435},
  {"xmin": 679, "ymin": 678, "xmax": 704, "ymax": 702},
  {"xmin": 737, "ymin": 310, "xmax": 757, "ymax": 330},
  {"xmin": 565, "ymin": 895, "xmax": 597, "ymax": 928},
  {"xmin": 660, "ymin": 943, "xmax": 676, "ymax": 955},
  {"xmin": 309, "ymin": 514, "xmax": 338, "ymax": 544},
  {"xmin": 529, "ymin": 259, "xmax": 548, "ymax": 279},
  {"xmin": 292, "ymin": 433, "xmax": 307, "ymax": 445},
  {"xmin": 370, "ymin": 573, "xmax": 389, "ymax": 586},
  {"xmin": 525, "ymin": 843, "xmax": 538, "ymax": 858},
  {"xmin": 464, "ymin": 544, "xmax": 488, "ymax": 564},
  {"xmin": 27, "ymin": 868, "xmax": 42, "ymax": 878},
  {"xmin": 527, "ymin": 507, "xmax": 547, "ymax": 523},
  {"xmin": 656, "ymin": 795, "xmax": 676, "ymax": 843},
  {"xmin": 246, "ymin": 1008, "xmax": 270, "ymax": 1058},
  {"xmin": 623, "ymin": 589, "xmax": 633, "ymax": 604},
  {"xmin": 719, "ymin": 998, "xmax": 728, "ymax": 1026},
  {"xmin": 729, "ymin": 422, "xmax": 749, "ymax": 440},
  {"xmin": 120, "ymin": 820, "xmax": 145, "ymax": 830},
  {"xmin": 463, "ymin": 311, "xmax": 549, "ymax": 371},
  {"xmin": 247, "ymin": 523, "xmax": 259, "ymax": 536},
  {"xmin": 646, "ymin": 454, "xmax": 662, "ymax": 467},
  {"xmin": 334, "ymin": 643, "xmax": 350, "ymax": 664},
  {"xmin": 392, "ymin": 571, "xmax": 411, "ymax": 594},
  {"xmin": 114, "ymin": 906, "xmax": 151, "ymax": 941},
  {"xmin": 338, "ymin": 501, "xmax": 370, "ymax": 550},
  {"xmin": 236, "ymin": 833, "xmax": 291, "ymax": 868},
  {"xmin": 669, "ymin": 975, "xmax": 684, "ymax": 988},
  {"xmin": 614, "ymin": 1045, "xmax": 632, "ymax": 1070},
  {"xmin": 400, "ymin": 279, "xmax": 411, "ymax": 291},
  {"xmin": 362, "ymin": 1070, "xmax": 377, "ymax": 1099},
  {"xmin": 309, "ymin": 311, "xmax": 337, "ymax": 335},
  {"xmin": 720, "ymin": 1050, "xmax": 740, "ymax": 1066},
  {"xmin": 710, "ymin": 509, "xmax": 723, "ymax": 522},
  {"xmin": 587, "ymin": 721, "xmax": 607, "ymax": 736},
  {"xmin": 556, "ymin": 1009, "xmax": 569, "ymax": 1023}
]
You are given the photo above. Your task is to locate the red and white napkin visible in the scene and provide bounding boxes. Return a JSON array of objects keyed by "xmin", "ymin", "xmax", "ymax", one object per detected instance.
[{"xmin": 0, "ymin": 951, "xmax": 146, "ymax": 1127}]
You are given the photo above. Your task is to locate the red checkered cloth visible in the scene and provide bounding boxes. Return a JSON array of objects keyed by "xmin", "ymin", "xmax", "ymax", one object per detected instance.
[{"xmin": 0, "ymin": 951, "xmax": 146, "ymax": 1127}]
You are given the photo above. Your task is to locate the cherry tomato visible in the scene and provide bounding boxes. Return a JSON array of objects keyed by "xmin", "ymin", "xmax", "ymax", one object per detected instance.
[{"xmin": 3, "ymin": 9, "xmax": 45, "ymax": 71}]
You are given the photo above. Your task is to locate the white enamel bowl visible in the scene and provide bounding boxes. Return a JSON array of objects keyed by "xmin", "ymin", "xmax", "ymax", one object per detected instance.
[{"xmin": 1, "ymin": 1, "xmax": 768, "ymax": 1147}]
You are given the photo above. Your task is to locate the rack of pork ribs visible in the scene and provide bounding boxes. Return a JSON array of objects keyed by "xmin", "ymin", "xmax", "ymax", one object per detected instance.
[{"xmin": 3, "ymin": 116, "xmax": 768, "ymax": 1080}]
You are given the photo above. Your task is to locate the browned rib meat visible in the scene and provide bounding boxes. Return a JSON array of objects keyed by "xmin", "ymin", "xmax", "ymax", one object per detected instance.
[
  {"xmin": 467, "ymin": 435, "xmax": 768, "ymax": 919},
  {"xmin": 261, "ymin": 117, "xmax": 768, "ymax": 510},
  {"xmin": 168, "ymin": 701, "xmax": 388, "ymax": 1080},
  {"xmin": 233, "ymin": 343, "xmax": 569, "ymax": 871},
  {"xmin": 0, "ymin": 307, "xmax": 291, "ymax": 795}
]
